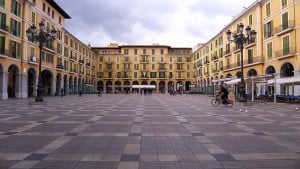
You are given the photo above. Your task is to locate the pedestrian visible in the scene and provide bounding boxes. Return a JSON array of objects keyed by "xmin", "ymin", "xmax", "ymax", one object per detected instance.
[
  {"xmin": 98, "ymin": 89, "xmax": 102, "ymax": 96},
  {"xmin": 79, "ymin": 89, "xmax": 82, "ymax": 97},
  {"xmin": 60, "ymin": 88, "xmax": 64, "ymax": 97}
]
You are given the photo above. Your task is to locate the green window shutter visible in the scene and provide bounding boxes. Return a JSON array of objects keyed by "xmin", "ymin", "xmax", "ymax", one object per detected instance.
[
  {"xmin": 0, "ymin": 0, "xmax": 5, "ymax": 7},
  {"xmin": 17, "ymin": 22, "xmax": 20, "ymax": 37},
  {"xmin": 0, "ymin": 36, "xmax": 5, "ymax": 54},
  {"xmin": 17, "ymin": 3, "xmax": 21, "ymax": 16},
  {"xmin": 270, "ymin": 21, "xmax": 273, "ymax": 35},
  {"xmin": 16, "ymin": 42, "xmax": 20, "ymax": 58},
  {"xmin": 264, "ymin": 24, "xmax": 267, "ymax": 38}
]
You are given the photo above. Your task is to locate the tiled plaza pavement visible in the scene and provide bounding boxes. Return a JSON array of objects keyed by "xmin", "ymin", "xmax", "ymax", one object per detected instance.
[{"xmin": 0, "ymin": 94, "xmax": 300, "ymax": 169}]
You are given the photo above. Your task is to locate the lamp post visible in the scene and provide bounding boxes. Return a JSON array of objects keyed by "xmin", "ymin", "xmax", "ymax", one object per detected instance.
[
  {"xmin": 26, "ymin": 20, "xmax": 57, "ymax": 102},
  {"xmin": 226, "ymin": 23, "xmax": 256, "ymax": 102}
]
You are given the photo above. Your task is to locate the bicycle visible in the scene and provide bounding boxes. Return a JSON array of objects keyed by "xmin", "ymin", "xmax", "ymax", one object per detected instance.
[{"xmin": 211, "ymin": 95, "xmax": 234, "ymax": 107}]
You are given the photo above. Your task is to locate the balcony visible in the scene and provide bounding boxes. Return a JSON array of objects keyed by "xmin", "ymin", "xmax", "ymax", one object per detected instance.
[
  {"xmin": 0, "ymin": 49, "xmax": 9, "ymax": 58},
  {"xmin": 79, "ymin": 71, "xmax": 84, "ymax": 75},
  {"xmin": 244, "ymin": 56, "xmax": 263, "ymax": 65},
  {"xmin": 140, "ymin": 59, "xmax": 149, "ymax": 63},
  {"xmin": 57, "ymin": 64, "xmax": 64, "ymax": 70},
  {"xmin": 223, "ymin": 50, "xmax": 231, "ymax": 57},
  {"xmin": 275, "ymin": 47, "xmax": 296, "ymax": 59},
  {"xmin": 86, "ymin": 62, "xmax": 90, "ymax": 67},
  {"xmin": 204, "ymin": 60, "xmax": 210, "ymax": 65},
  {"xmin": 70, "ymin": 56, "xmax": 77, "ymax": 62},
  {"xmin": 212, "ymin": 55, "xmax": 218, "ymax": 61},
  {"xmin": 79, "ymin": 60, "xmax": 84, "ymax": 64},
  {"xmin": 122, "ymin": 76, "xmax": 131, "ymax": 79},
  {"xmin": 274, "ymin": 20, "xmax": 295, "ymax": 36},
  {"xmin": 212, "ymin": 69, "xmax": 219, "ymax": 73},
  {"xmin": 70, "ymin": 69, "xmax": 76, "ymax": 74},
  {"xmin": 106, "ymin": 67, "xmax": 114, "ymax": 72},
  {"xmin": 158, "ymin": 67, "xmax": 167, "ymax": 71},
  {"xmin": 140, "ymin": 76, "xmax": 149, "ymax": 79},
  {"xmin": 0, "ymin": 25, "xmax": 9, "ymax": 34},
  {"xmin": 175, "ymin": 68, "xmax": 185, "ymax": 72}
]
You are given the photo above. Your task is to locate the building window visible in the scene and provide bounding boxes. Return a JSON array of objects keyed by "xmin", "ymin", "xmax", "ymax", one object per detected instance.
[
  {"xmin": 169, "ymin": 56, "xmax": 172, "ymax": 62},
  {"xmin": 134, "ymin": 64, "xmax": 139, "ymax": 70},
  {"xmin": 134, "ymin": 49, "xmax": 137, "ymax": 55},
  {"xmin": 169, "ymin": 64, "xmax": 172, "ymax": 70},
  {"xmin": 283, "ymin": 35, "xmax": 290, "ymax": 55},
  {"xmin": 247, "ymin": 49, "xmax": 253, "ymax": 64},
  {"xmin": 117, "ymin": 64, "xmax": 119, "ymax": 70},
  {"xmin": 159, "ymin": 72, "xmax": 165, "ymax": 78},
  {"xmin": 282, "ymin": 12, "xmax": 289, "ymax": 30},
  {"xmin": 150, "ymin": 72, "xmax": 156, "ymax": 78},
  {"xmin": 134, "ymin": 72, "xmax": 137, "ymax": 78},
  {"xmin": 0, "ymin": 0, "xmax": 5, "ymax": 8},
  {"xmin": 43, "ymin": 3, "xmax": 46, "ymax": 12},
  {"xmin": 10, "ymin": 19, "xmax": 21, "ymax": 37},
  {"xmin": 31, "ymin": 12, "xmax": 36, "ymax": 24},
  {"xmin": 266, "ymin": 2, "xmax": 271, "ymax": 17},
  {"xmin": 59, "ymin": 16, "xmax": 61, "ymax": 24},
  {"xmin": 10, "ymin": 40, "xmax": 21, "ymax": 59},
  {"xmin": 143, "ymin": 49, "xmax": 146, "ymax": 55},
  {"xmin": 160, "ymin": 49, "xmax": 164, "ymax": 55},
  {"xmin": 282, "ymin": 0, "xmax": 287, "ymax": 8},
  {"xmin": 151, "ymin": 64, "xmax": 154, "ymax": 70},
  {"xmin": 249, "ymin": 14, "xmax": 252, "ymax": 26},
  {"xmin": 236, "ymin": 54, "xmax": 241, "ymax": 66},
  {"xmin": 152, "ymin": 49, "xmax": 155, "ymax": 55},
  {"xmin": 99, "ymin": 56, "xmax": 103, "ymax": 62},
  {"xmin": 264, "ymin": 21, "xmax": 273, "ymax": 38},
  {"xmin": 0, "ymin": 36, "xmax": 5, "ymax": 55},
  {"xmin": 11, "ymin": 0, "xmax": 21, "ymax": 16},
  {"xmin": 152, "ymin": 56, "xmax": 155, "ymax": 62},
  {"xmin": 57, "ymin": 43, "xmax": 62, "ymax": 54},
  {"xmin": 160, "ymin": 56, "xmax": 164, "ymax": 62},
  {"xmin": 124, "ymin": 49, "xmax": 128, "ymax": 54},
  {"xmin": 267, "ymin": 42, "xmax": 273, "ymax": 59},
  {"xmin": 0, "ymin": 12, "xmax": 6, "ymax": 30},
  {"xmin": 52, "ymin": 11, "xmax": 54, "ymax": 19},
  {"xmin": 169, "ymin": 72, "xmax": 173, "ymax": 78}
]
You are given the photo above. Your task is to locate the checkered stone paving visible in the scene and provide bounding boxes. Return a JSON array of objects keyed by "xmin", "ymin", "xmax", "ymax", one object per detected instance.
[{"xmin": 0, "ymin": 94, "xmax": 300, "ymax": 169}]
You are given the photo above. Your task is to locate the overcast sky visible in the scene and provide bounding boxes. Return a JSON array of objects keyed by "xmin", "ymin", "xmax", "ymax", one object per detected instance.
[{"xmin": 55, "ymin": 0, "xmax": 256, "ymax": 48}]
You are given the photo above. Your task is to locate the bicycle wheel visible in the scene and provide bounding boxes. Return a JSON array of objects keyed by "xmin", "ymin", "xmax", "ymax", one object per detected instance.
[{"xmin": 211, "ymin": 98, "xmax": 220, "ymax": 107}]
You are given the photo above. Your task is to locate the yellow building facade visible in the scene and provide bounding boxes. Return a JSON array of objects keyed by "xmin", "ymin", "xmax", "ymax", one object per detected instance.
[
  {"xmin": 193, "ymin": 0, "xmax": 300, "ymax": 97},
  {"xmin": 0, "ymin": 0, "xmax": 96, "ymax": 100},
  {"xmin": 92, "ymin": 44, "xmax": 193, "ymax": 93}
]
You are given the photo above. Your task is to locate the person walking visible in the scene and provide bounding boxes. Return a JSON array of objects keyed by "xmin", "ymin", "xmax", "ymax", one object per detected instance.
[{"xmin": 60, "ymin": 88, "xmax": 64, "ymax": 97}]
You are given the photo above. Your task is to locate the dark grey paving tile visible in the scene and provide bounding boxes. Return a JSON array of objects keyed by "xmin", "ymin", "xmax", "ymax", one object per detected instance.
[
  {"xmin": 2, "ymin": 131, "xmax": 18, "ymax": 135},
  {"xmin": 129, "ymin": 133, "xmax": 142, "ymax": 136},
  {"xmin": 120, "ymin": 154, "xmax": 140, "ymax": 161},
  {"xmin": 64, "ymin": 132, "xmax": 79, "ymax": 136},
  {"xmin": 24, "ymin": 153, "xmax": 49, "ymax": 161},
  {"xmin": 212, "ymin": 154, "xmax": 236, "ymax": 161}
]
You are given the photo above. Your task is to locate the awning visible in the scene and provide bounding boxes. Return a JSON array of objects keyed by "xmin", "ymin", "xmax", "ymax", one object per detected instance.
[
  {"xmin": 212, "ymin": 76, "xmax": 237, "ymax": 83},
  {"xmin": 268, "ymin": 76, "xmax": 300, "ymax": 85},
  {"xmin": 225, "ymin": 78, "xmax": 241, "ymax": 85},
  {"xmin": 132, "ymin": 85, "xmax": 156, "ymax": 89}
]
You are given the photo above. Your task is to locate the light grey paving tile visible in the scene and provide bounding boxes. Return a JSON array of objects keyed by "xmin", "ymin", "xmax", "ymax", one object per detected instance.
[
  {"xmin": 117, "ymin": 162, "xmax": 139, "ymax": 169},
  {"xmin": 10, "ymin": 161, "xmax": 39, "ymax": 169}
]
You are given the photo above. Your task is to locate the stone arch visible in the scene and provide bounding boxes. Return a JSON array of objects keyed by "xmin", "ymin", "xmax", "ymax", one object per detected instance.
[
  {"xmin": 247, "ymin": 69, "xmax": 257, "ymax": 77},
  {"xmin": 28, "ymin": 68, "xmax": 36, "ymax": 97},
  {"xmin": 265, "ymin": 65, "xmax": 276, "ymax": 75},
  {"xmin": 280, "ymin": 62, "xmax": 294, "ymax": 77},
  {"xmin": 8, "ymin": 64, "xmax": 20, "ymax": 98},
  {"xmin": 41, "ymin": 70, "xmax": 53, "ymax": 96},
  {"xmin": 159, "ymin": 81, "xmax": 165, "ymax": 93}
]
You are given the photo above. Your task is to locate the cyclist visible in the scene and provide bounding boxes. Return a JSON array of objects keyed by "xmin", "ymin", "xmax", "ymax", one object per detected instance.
[{"xmin": 218, "ymin": 84, "xmax": 229, "ymax": 104}]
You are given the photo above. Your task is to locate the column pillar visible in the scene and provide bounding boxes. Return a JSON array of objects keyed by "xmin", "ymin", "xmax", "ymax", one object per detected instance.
[{"xmin": 0, "ymin": 72, "xmax": 8, "ymax": 100}]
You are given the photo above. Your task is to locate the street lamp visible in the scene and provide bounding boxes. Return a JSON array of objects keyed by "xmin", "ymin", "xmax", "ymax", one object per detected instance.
[
  {"xmin": 226, "ymin": 23, "xmax": 256, "ymax": 102},
  {"xmin": 26, "ymin": 20, "xmax": 57, "ymax": 102}
]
